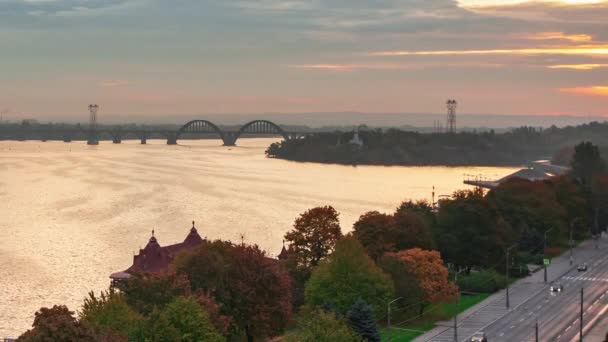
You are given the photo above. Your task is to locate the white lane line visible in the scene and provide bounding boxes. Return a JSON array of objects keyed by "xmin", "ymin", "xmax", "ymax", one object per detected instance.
[
  {"xmin": 510, "ymin": 325, "xmax": 515, "ymax": 329},
  {"xmin": 519, "ymin": 318, "xmax": 524, "ymax": 322},
  {"xmin": 499, "ymin": 332, "xmax": 504, "ymax": 337},
  {"xmin": 566, "ymin": 325, "xmax": 572, "ymax": 331}
]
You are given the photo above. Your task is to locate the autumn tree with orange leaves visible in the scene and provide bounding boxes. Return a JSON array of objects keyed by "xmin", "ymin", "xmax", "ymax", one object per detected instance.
[
  {"xmin": 381, "ymin": 248, "xmax": 458, "ymax": 315},
  {"xmin": 285, "ymin": 206, "xmax": 343, "ymax": 269}
]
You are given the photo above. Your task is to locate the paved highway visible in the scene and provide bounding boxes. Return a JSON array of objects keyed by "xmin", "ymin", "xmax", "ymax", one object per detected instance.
[
  {"xmin": 415, "ymin": 237, "xmax": 608, "ymax": 342},
  {"xmin": 482, "ymin": 245, "xmax": 608, "ymax": 341}
]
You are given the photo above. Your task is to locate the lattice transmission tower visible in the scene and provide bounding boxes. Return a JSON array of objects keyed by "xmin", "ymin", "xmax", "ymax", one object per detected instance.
[
  {"xmin": 87, "ymin": 104, "xmax": 99, "ymax": 145},
  {"xmin": 446, "ymin": 99, "xmax": 457, "ymax": 133}
]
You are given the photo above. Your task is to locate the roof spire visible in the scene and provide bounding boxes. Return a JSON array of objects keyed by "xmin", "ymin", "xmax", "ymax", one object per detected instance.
[{"xmin": 152, "ymin": 229, "xmax": 155, "ymax": 237}]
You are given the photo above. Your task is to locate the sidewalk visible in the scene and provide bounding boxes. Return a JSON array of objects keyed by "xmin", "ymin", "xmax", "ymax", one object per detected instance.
[
  {"xmin": 413, "ymin": 238, "xmax": 607, "ymax": 342},
  {"xmin": 580, "ymin": 302, "xmax": 608, "ymax": 341}
]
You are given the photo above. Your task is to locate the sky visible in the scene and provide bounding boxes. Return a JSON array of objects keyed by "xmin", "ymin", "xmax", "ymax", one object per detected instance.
[{"xmin": 1, "ymin": 0, "xmax": 607, "ymax": 120}]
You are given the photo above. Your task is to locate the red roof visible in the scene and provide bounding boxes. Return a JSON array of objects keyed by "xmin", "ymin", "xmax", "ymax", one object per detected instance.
[{"xmin": 111, "ymin": 223, "xmax": 204, "ymax": 279}]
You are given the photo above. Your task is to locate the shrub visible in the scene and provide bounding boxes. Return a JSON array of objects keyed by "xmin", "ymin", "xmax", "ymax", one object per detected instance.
[
  {"xmin": 285, "ymin": 309, "xmax": 363, "ymax": 342},
  {"xmin": 456, "ymin": 270, "xmax": 507, "ymax": 293}
]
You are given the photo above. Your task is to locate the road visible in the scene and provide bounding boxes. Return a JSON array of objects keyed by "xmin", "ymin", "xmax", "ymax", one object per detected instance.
[
  {"xmin": 414, "ymin": 236, "xmax": 608, "ymax": 342},
  {"xmin": 482, "ymin": 246, "xmax": 608, "ymax": 341}
]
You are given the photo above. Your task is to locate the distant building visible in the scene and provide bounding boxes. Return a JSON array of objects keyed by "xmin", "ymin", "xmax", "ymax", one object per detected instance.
[
  {"xmin": 110, "ymin": 222, "xmax": 204, "ymax": 284},
  {"xmin": 278, "ymin": 241, "xmax": 290, "ymax": 260},
  {"xmin": 349, "ymin": 131, "xmax": 363, "ymax": 147},
  {"xmin": 463, "ymin": 165, "xmax": 557, "ymax": 189},
  {"xmin": 110, "ymin": 221, "xmax": 288, "ymax": 285}
]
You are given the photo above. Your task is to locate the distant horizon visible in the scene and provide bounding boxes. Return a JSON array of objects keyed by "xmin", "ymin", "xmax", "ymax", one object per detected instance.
[{"xmin": 4, "ymin": 111, "xmax": 606, "ymax": 129}]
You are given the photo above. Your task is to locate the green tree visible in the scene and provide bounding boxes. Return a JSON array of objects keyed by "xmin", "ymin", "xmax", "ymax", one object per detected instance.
[
  {"xmin": 571, "ymin": 141, "xmax": 605, "ymax": 186},
  {"xmin": 80, "ymin": 289, "xmax": 144, "ymax": 340},
  {"xmin": 155, "ymin": 296, "xmax": 225, "ymax": 342},
  {"xmin": 392, "ymin": 207, "xmax": 435, "ymax": 251},
  {"xmin": 174, "ymin": 240, "xmax": 293, "ymax": 341},
  {"xmin": 436, "ymin": 189, "xmax": 515, "ymax": 269},
  {"xmin": 118, "ymin": 273, "xmax": 191, "ymax": 316},
  {"xmin": 353, "ymin": 206, "xmax": 435, "ymax": 261},
  {"xmin": 395, "ymin": 200, "xmax": 436, "ymax": 228},
  {"xmin": 305, "ymin": 237, "xmax": 394, "ymax": 315},
  {"xmin": 346, "ymin": 299, "xmax": 381, "ymax": 342},
  {"xmin": 352, "ymin": 211, "xmax": 394, "ymax": 260},
  {"xmin": 18, "ymin": 306, "xmax": 96, "ymax": 342},
  {"xmin": 285, "ymin": 206, "xmax": 343, "ymax": 269},
  {"xmin": 285, "ymin": 309, "xmax": 363, "ymax": 342}
]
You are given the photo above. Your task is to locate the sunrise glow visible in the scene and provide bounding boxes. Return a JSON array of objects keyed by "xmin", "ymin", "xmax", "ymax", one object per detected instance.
[
  {"xmin": 548, "ymin": 64, "xmax": 608, "ymax": 70},
  {"xmin": 459, "ymin": 0, "xmax": 607, "ymax": 7},
  {"xmin": 369, "ymin": 46, "xmax": 608, "ymax": 57},
  {"xmin": 560, "ymin": 86, "xmax": 608, "ymax": 96}
]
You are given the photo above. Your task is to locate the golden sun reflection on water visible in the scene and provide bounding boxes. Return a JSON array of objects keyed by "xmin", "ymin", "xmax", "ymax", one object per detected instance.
[{"xmin": 0, "ymin": 139, "xmax": 517, "ymax": 337}]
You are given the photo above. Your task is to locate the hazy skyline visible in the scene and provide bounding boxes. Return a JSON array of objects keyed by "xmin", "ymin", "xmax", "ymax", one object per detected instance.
[{"xmin": 1, "ymin": 0, "xmax": 607, "ymax": 119}]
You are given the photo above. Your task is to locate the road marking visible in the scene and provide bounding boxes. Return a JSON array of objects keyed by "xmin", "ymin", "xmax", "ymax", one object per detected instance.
[
  {"xmin": 520, "ymin": 318, "xmax": 524, "ymax": 322},
  {"xmin": 510, "ymin": 325, "xmax": 515, "ymax": 329},
  {"xmin": 499, "ymin": 332, "xmax": 504, "ymax": 337},
  {"xmin": 537, "ymin": 305, "xmax": 542, "ymax": 309},
  {"xmin": 566, "ymin": 325, "xmax": 572, "ymax": 331}
]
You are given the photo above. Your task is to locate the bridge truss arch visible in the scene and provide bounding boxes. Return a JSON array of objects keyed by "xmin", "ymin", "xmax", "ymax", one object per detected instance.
[
  {"xmin": 233, "ymin": 120, "xmax": 289, "ymax": 143},
  {"xmin": 177, "ymin": 120, "xmax": 226, "ymax": 140}
]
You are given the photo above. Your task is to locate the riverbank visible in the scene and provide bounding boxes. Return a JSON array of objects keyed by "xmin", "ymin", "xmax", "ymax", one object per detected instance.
[{"xmin": 266, "ymin": 124, "xmax": 608, "ymax": 167}]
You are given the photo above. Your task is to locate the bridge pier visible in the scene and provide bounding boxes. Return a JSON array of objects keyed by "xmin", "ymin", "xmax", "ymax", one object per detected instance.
[
  {"xmin": 222, "ymin": 132, "xmax": 237, "ymax": 146},
  {"xmin": 141, "ymin": 138, "xmax": 147, "ymax": 144},
  {"xmin": 112, "ymin": 137, "xmax": 122, "ymax": 144},
  {"xmin": 87, "ymin": 131, "xmax": 98, "ymax": 145},
  {"xmin": 167, "ymin": 132, "xmax": 178, "ymax": 145}
]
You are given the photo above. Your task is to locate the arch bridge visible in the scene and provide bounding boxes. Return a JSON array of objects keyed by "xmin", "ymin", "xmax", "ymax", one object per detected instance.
[
  {"xmin": 6, "ymin": 120, "xmax": 305, "ymax": 145},
  {"xmin": 170, "ymin": 119, "xmax": 295, "ymax": 146}
]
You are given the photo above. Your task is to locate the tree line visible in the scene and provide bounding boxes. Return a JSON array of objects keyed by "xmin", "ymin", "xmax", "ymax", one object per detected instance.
[
  {"xmin": 17, "ymin": 141, "xmax": 608, "ymax": 341},
  {"xmin": 266, "ymin": 122, "xmax": 608, "ymax": 166}
]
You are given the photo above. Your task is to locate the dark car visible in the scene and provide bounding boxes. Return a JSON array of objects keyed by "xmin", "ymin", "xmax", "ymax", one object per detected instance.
[
  {"xmin": 577, "ymin": 263, "xmax": 588, "ymax": 272},
  {"xmin": 471, "ymin": 331, "xmax": 488, "ymax": 342},
  {"xmin": 550, "ymin": 283, "xmax": 564, "ymax": 294}
]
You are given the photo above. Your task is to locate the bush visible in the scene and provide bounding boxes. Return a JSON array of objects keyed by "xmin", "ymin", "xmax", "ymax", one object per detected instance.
[
  {"xmin": 285, "ymin": 309, "xmax": 364, "ymax": 342},
  {"xmin": 518, "ymin": 251, "xmax": 543, "ymax": 265},
  {"xmin": 456, "ymin": 270, "xmax": 507, "ymax": 293}
]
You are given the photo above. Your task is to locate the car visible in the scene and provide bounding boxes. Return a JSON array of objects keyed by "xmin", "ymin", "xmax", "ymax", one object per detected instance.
[
  {"xmin": 550, "ymin": 283, "xmax": 564, "ymax": 293},
  {"xmin": 471, "ymin": 331, "xmax": 488, "ymax": 342},
  {"xmin": 577, "ymin": 263, "xmax": 588, "ymax": 272}
]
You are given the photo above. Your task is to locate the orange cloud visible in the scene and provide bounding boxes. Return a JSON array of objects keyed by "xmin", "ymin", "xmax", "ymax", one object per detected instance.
[
  {"xmin": 99, "ymin": 80, "xmax": 130, "ymax": 87},
  {"xmin": 527, "ymin": 32, "xmax": 592, "ymax": 43},
  {"xmin": 547, "ymin": 64, "xmax": 608, "ymax": 69},
  {"xmin": 560, "ymin": 86, "xmax": 608, "ymax": 96},
  {"xmin": 289, "ymin": 64, "xmax": 408, "ymax": 71},
  {"xmin": 369, "ymin": 46, "xmax": 608, "ymax": 57},
  {"xmin": 290, "ymin": 62, "xmax": 505, "ymax": 71}
]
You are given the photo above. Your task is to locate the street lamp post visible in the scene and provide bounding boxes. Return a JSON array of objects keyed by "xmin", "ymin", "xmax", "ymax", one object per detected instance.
[
  {"xmin": 506, "ymin": 244, "xmax": 517, "ymax": 309},
  {"xmin": 543, "ymin": 228, "xmax": 553, "ymax": 284},
  {"xmin": 580, "ymin": 287, "xmax": 584, "ymax": 342},
  {"xmin": 570, "ymin": 217, "xmax": 584, "ymax": 265}
]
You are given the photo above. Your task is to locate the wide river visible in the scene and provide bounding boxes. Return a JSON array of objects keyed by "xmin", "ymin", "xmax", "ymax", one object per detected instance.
[{"xmin": 0, "ymin": 138, "xmax": 516, "ymax": 337}]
